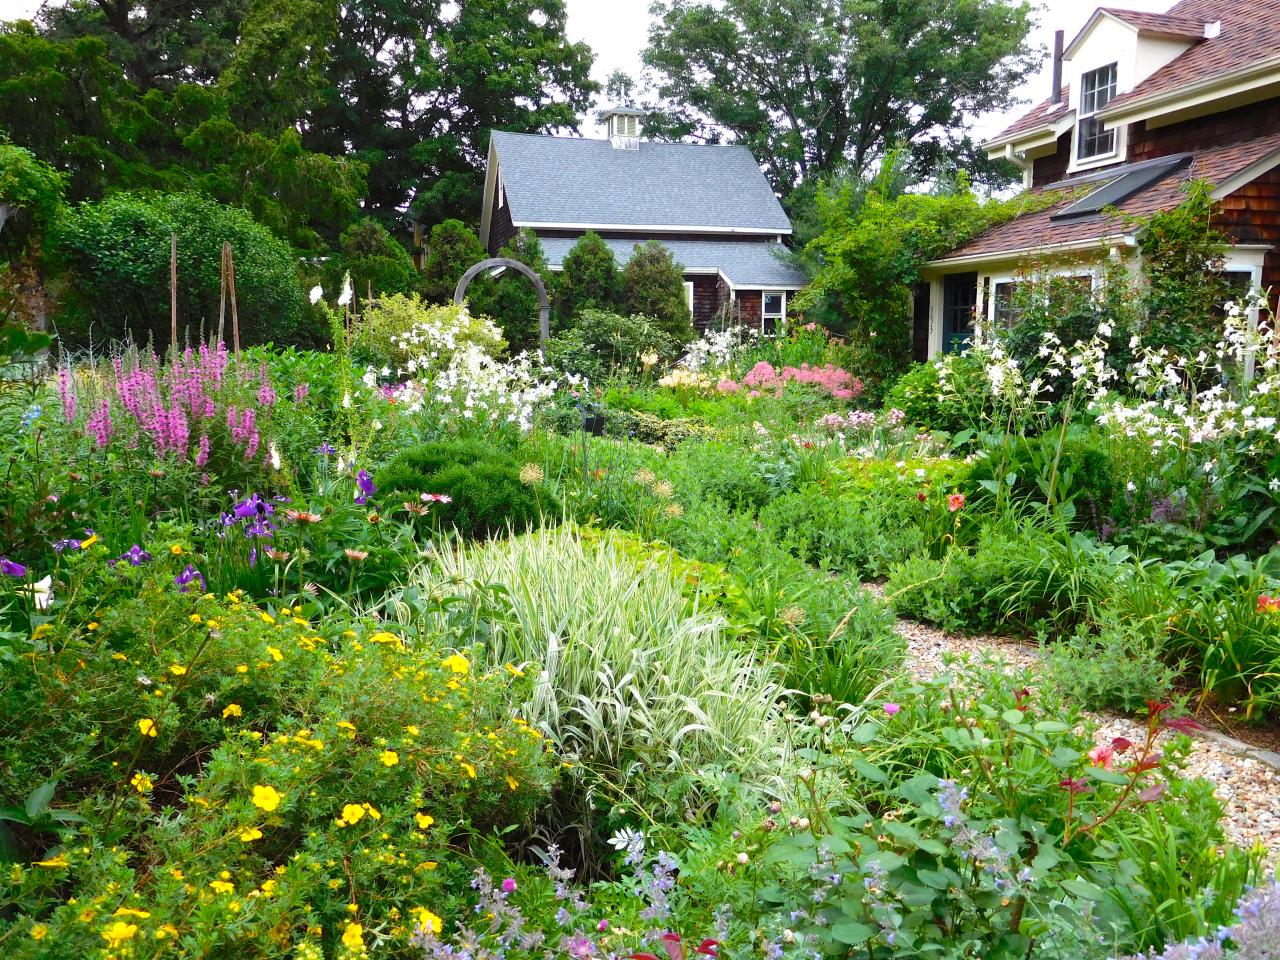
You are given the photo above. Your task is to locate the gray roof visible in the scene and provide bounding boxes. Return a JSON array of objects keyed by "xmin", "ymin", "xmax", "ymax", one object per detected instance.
[
  {"xmin": 540, "ymin": 236, "xmax": 807, "ymax": 289},
  {"xmin": 491, "ymin": 131, "xmax": 792, "ymax": 234}
]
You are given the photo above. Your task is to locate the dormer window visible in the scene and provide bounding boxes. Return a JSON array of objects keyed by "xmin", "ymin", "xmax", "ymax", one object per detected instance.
[
  {"xmin": 1077, "ymin": 63, "xmax": 1118, "ymax": 160},
  {"xmin": 610, "ymin": 113, "xmax": 640, "ymax": 139}
]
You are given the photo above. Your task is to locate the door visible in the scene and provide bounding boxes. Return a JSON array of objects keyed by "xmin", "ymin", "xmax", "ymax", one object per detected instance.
[{"xmin": 942, "ymin": 272, "xmax": 978, "ymax": 354}]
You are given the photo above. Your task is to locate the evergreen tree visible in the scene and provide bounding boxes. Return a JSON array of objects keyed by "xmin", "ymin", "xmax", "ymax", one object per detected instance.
[
  {"xmin": 420, "ymin": 219, "xmax": 489, "ymax": 305},
  {"xmin": 620, "ymin": 240, "xmax": 694, "ymax": 342},
  {"xmin": 334, "ymin": 218, "xmax": 418, "ymax": 301},
  {"xmin": 554, "ymin": 231, "xmax": 620, "ymax": 325},
  {"xmin": 489, "ymin": 229, "xmax": 551, "ymax": 353}
]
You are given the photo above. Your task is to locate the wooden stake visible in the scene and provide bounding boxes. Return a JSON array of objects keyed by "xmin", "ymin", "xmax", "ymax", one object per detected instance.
[
  {"xmin": 218, "ymin": 242, "xmax": 229, "ymax": 344},
  {"xmin": 169, "ymin": 233, "xmax": 179, "ymax": 352},
  {"xmin": 227, "ymin": 247, "xmax": 241, "ymax": 359}
]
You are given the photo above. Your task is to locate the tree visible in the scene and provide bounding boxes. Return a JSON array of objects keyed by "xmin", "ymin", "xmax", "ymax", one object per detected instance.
[
  {"xmin": 554, "ymin": 231, "xmax": 620, "ymax": 324},
  {"xmin": 620, "ymin": 240, "xmax": 694, "ymax": 341},
  {"xmin": 0, "ymin": 146, "xmax": 66, "ymax": 263},
  {"xmin": 643, "ymin": 0, "xmax": 1037, "ymax": 195},
  {"xmin": 420, "ymin": 219, "xmax": 489, "ymax": 305},
  {"xmin": 53, "ymin": 192, "xmax": 306, "ymax": 348},
  {"xmin": 334, "ymin": 218, "xmax": 418, "ymax": 301}
]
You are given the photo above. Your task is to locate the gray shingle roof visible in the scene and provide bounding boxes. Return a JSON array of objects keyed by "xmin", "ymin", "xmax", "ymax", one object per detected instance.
[
  {"xmin": 540, "ymin": 236, "xmax": 807, "ymax": 289},
  {"xmin": 491, "ymin": 132, "xmax": 793, "ymax": 234}
]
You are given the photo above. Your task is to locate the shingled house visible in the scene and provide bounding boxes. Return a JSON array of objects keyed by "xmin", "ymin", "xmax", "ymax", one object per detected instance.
[
  {"xmin": 915, "ymin": 0, "xmax": 1280, "ymax": 359},
  {"xmin": 477, "ymin": 109, "xmax": 807, "ymax": 332}
]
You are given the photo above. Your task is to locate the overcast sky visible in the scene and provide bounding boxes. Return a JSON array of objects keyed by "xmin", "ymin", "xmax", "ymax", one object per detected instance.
[{"xmin": 1, "ymin": 0, "xmax": 1177, "ymax": 144}]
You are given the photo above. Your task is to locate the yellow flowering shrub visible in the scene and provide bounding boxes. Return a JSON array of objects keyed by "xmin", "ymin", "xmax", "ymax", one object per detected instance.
[{"xmin": 0, "ymin": 563, "xmax": 556, "ymax": 958}]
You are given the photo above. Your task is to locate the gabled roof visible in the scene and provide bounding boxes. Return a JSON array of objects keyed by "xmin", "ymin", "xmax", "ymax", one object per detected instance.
[
  {"xmin": 540, "ymin": 237, "xmax": 807, "ymax": 289},
  {"xmin": 1096, "ymin": 7, "xmax": 1207, "ymax": 39},
  {"xmin": 1099, "ymin": 0, "xmax": 1280, "ymax": 118},
  {"xmin": 931, "ymin": 129, "xmax": 1280, "ymax": 265},
  {"xmin": 487, "ymin": 131, "xmax": 792, "ymax": 235},
  {"xmin": 986, "ymin": 89, "xmax": 1073, "ymax": 147}
]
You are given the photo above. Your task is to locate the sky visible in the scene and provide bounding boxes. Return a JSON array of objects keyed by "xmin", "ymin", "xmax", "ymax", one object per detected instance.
[{"xmin": 1, "ymin": 0, "xmax": 1178, "ymax": 144}]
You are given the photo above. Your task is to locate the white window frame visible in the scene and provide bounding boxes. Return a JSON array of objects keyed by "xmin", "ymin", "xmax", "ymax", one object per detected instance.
[
  {"xmin": 684, "ymin": 281, "xmax": 695, "ymax": 314},
  {"xmin": 1223, "ymin": 247, "xmax": 1267, "ymax": 382},
  {"xmin": 1071, "ymin": 62, "xmax": 1125, "ymax": 172},
  {"xmin": 761, "ymin": 290, "xmax": 787, "ymax": 333},
  {"xmin": 983, "ymin": 268, "xmax": 1100, "ymax": 327},
  {"xmin": 611, "ymin": 114, "xmax": 639, "ymax": 138},
  {"xmin": 496, "ymin": 170, "xmax": 505, "ymax": 209}
]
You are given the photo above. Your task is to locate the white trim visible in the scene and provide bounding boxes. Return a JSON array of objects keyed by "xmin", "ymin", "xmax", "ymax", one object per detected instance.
[
  {"xmin": 1069, "ymin": 61, "xmax": 1127, "ymax": 173},
  {"xmin": 543, "ymin": 262, "xmax": 801, "ymax": 292},
  {"xmin": 1210, "ymin": 149, "xmax": 1280, "ymax": 200},
  {"xmin": 925, "ymin": 234, "xmax": 1137, "ymax": 271},
  {"xmin": 684, "ymin": 280, "xmax": 695, "ymax": 314},
  {"xmin": 982, "ymin": 109, "xmax": 1076, "ymax": 156},
  {"xmin": 1098, "ymin": 55, "xmax": 1280, "ymax": 127},
  {"xmin": 478, "ymin": 140, "xmax": 500, "ymax": 250},
  {"xmin": 510, "ymin": 220, "xmax": 790, "ymax": 236}
]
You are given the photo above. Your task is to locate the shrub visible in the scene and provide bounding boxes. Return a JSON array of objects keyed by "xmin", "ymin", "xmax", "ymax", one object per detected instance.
[
  {"xmin": 356, "ymin": 295, "xmax": 507, "ymax": 370},
  {"xmin": 53, "ymin": 192, "xmax": 308, "ymax": 349},
  {"xmin": 553, "ymin": 230, "xmax": 620, "ymax": 324},
  {"xmin": 1044, "ymin": 619, "xmax": 1182, "ymax": 714},
  {"xmin": 420, "ymin": 218, "xmax": 489, "ymax": 305},
  {"xmin": 619, "ymin": 240, "xmax": 694, "ymax": 342},
  {"xmin": 376, "ymin": 440, "xmax": 557, "ymax": 540},
  {"xmin": 0, "ymin": 144, "xmax": 65, "ymax": 264},
  {"xmin": 547, "ymin": 309, "xmax": 679, "ymax": 379},
  {"xmin": 964, "ymin": 426, "xmax": 1118, "ymax": 522},
  {"xmin": 332, "ymin": 217, "xmax": 418, "ymax": 300},
  {"xmin": 883, "ymin": 356, "xmax": 987, "ymax": 434},
  {"xmin": 0, "ymin": 549, "xmax": 554, "ymax": 958}
]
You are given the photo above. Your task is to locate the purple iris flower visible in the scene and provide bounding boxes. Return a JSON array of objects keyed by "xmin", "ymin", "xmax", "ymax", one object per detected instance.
[
  {"xmin": 232, "ymin": 493, "xmax": 273, "ymax": 520},
  {"xmin": 243, "ymin": 518, "xmax": 276, "ymax": 539},
  {"xmin": 315, "ymin": 442, "xmax": 336, "ymax": 456},
  {"xmin": 354, "ymin": 469, "xmax": 376, "ymax": 506},
  {"xmin": 0, "ymin": 557, "xmax": 27, "ymax": 577},
  {"xmin": 113, "ymin": 544, "xmax": 152, "ymax": 567},
  {"xmin": 174, "ymin": 564, "xmax": 206, "ymax": 594},
  {"xmin": 53, "ymin": 538, "xmax": 82, "ymax": 553}
]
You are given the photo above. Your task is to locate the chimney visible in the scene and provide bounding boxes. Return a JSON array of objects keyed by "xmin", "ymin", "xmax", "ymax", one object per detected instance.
[{"xmin": 1051, "ymin": 29, "xmax": 1065, "ymax": 104}]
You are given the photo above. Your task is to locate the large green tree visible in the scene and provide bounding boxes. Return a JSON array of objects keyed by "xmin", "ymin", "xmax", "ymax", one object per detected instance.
[{"xmin": 643, "ymin": 0, "xmax": 1038, "ymax": 194}]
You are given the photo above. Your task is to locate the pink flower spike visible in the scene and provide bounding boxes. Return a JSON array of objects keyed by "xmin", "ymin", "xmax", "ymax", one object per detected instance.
[{"xmin": 883, "ymin": 703, "xmax": 900, "ymax": 716}]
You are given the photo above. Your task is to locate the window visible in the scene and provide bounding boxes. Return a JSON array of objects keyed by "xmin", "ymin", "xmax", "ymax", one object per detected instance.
[
  {"xmin": 1077, "ymin": 63, "xmax": 1117, "ymax": 160},
  {"xmin": 611, "ymin": 114, "xmax": 639, "ymax": 138},
  {"xmin": 684, "ymin": 281, "xmax": 695, "ymax": 314},
  {"xmin": 761, "ymin": 291, "xmax": 786, "ymax": 334},
  {"xmin": 992, "ymin": 281, "xmax": 1024, "ymax": 327}
]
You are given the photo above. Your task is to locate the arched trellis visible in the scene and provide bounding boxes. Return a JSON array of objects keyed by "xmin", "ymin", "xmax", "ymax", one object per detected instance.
[{"xmin": 453, "ymin": 257, "xmax": 550, "ymax": 346}]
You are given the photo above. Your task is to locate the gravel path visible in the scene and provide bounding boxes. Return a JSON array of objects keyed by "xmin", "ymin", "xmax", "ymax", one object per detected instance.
[{"xmin": 886, "ymin": 612, "xmax": 1280, "ymax": 864}]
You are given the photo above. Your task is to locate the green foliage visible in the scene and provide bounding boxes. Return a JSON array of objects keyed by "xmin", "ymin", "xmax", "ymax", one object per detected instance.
[
  {"xmin": 964, "ymin": 427, "xmax": 1118, "ymax": 523},
  {"xmin": 0, "ymin": 145, "xmax": 65, "ymax": 262},
  {"xmin": 487, "ymin": 229, "xmax": 551, "ymax": 353},
  {"xmin": 554, "ymin": 231, "xmax": 620, "ymax": 323},
  {"xmin": 332, "ymin": 217, "xmax": 418, "ymax": 301},
  {"xmin": 545, "ymin": 310, "xmax": 678, "ymax": 382},
  {"xmin": 1134, "ymin": 180, "xmax": 1233, "ymax": 356},
  {"xmin": 619, "ymin": 240, "xmax": 694, "ymax": 342},
  {"xmin": 375, "ymin": 439, "xmax": 557, "ymax": 540},
  {"xmin": 883, "ymin": 356, "xmax": 988, "ymax": 433},
  {"xmin": 420, "ymin": 218, "xmax": 489, "ymax": 305},
  {"xmin": 643, "ymin": 0, "xmax": 1038, "ymax": 194},
  {"xmin": 52, "ymin": 192, "xmax": 306, "ymax": 348},
  {"xmin": 1044, "ymin": 619, "xmax": 1181, "ymax": 714},
  {"xmin": 796, "ymin": 158, "xmax": 1058, "ymax": 381},
  {"xmin": 351, "ymin": 294, "xmax": 508, "ymax": 370}
]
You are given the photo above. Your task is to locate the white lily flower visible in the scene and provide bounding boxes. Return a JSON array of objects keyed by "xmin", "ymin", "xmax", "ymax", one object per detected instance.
[{"xmin": 309, "ymin": 285, "xmax": 324, "ymax": 305}]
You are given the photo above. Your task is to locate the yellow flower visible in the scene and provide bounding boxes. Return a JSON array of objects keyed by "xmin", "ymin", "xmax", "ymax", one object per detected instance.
[
  {"xmin": 236, "ymin": 664, "xmax": 249, "ymax": 674},
  {"xmin": 30, "ymin": 923, "xmax": 48, "ymax": 940},
  {"xmin": 251, "ymin": 784, "xmax": 282, "ymax": 812},
  {"xmin": 156, "ymin": 924, "xmax": 179, "ymax": 940},
  {"xmin": 503, "ymin": 663, "xmax": 525, "ymax": 677},
  {"xmin": 239, "ymin": 827, "xmax": 263, "ymax": 842},
  {"xmin": 368, "ymin": 631, "xmax": 399, "ymax": 645},
  {"xmin": 222, "ymin": 703, "xmax": 242, "ymax": 719},
  {"xmin": 341, "ymin": 922, "xmax": 364, "ymax": 949},
  {"xmin": 442, "ymin": 653, "xmax": 469, "ymax": 676},
  {"xmin": 111, "ymin": 652, "xmax": 127, "ymax": 661},
  {"xmin": 86, "ymin": 622, "xmax": 99, "ymax": 631},
  {"xmin": 415, "ymin": 813, "xmax": 435, "ymax": 830},
  {"xmin": 169, "ymin": 664, "xmax": 187, "ymax": 676},
  {"xmin": 100, "ymin": 920, "xmax": 138, "ymax": 947},
  {"xmin": 266, "ymin": 645, "xmax": 283, "ymax": 662},
  {"xmin": 32, "ymin": 624, "xmax": 53, "ymax": 640},
  {"xmin": 79, "ymin": 534, "xmax": 99, "ymax": 550},
  {"xmin": 505, "ymin": 775, "xmax": 519, "ymax": 791},
  {"xmin": 340, "ymin": 803, "xmax": 366, "ymax": 826},
  {"xmin": 405, "ymin": 725, "xmax": 420, "ymax": 736},
  {"xmin": 410, "ymin": 907, "xmax": 443, "ymax": 934},
  {"xmin": 170, "ymin": 544, "xmax": 183, "ymax": 555},
  {"xmin": 114, "ymin": 907, "xmax": 151, "ymax": 919},
  {"xmin": 137, "ymin": 718, "xmax": 158, "ymax": 738},
  {"xmin": 364, "ymin": 802, "xmax": 382, "ymax": 820},
  {"xmin": 460, "ymin": 761, "xmax": 477, "ymax": 779},
  {"xmin": 379, "ymin": 750, "xmax": 399, "ymax": 767},
  {"xmin": 209, "ymin": 880, "xmax": 235, "ymax": 895},
  {"xmin": 130, "ymin": 772, "xmax": 153, "ymax": 793},
  {"xmin": 260, "ymin": 612, "xmax": 276, "ymax": 625},
  {"xmin": 445, "ymin": 679, "xmax": 461, "ymax": 691}
]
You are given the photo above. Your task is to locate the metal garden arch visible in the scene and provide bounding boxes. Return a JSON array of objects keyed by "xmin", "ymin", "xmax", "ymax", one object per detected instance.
[{"xmin": 453, "ymin": 257, "xmax": 550, "ymax": 345}]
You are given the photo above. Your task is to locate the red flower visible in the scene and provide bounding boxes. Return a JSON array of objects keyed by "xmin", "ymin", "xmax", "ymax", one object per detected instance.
[
  {"xmin": 1257, "ymin": 594, "xmax": 1280, "ymax": 614},
  {"xmin": 948, "ymin": 493, "xmax": 966, "ymax": 512},
  {"xmin": 1087, "ymin": 743, "xmax": 1115, "ymax": 770},
  {"xmin": 916, "ymin": 491, "xmax": 927, "ymax": 502}
]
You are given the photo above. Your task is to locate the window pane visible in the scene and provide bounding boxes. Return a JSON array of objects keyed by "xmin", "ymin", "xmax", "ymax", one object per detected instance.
[
  {"xmin": 763, "ymin": 293, "xmax": 784, "ymax": 316},
  {"xmin": 1078, "ymin": 116, "xmax": 1115, "ymax": 159}
]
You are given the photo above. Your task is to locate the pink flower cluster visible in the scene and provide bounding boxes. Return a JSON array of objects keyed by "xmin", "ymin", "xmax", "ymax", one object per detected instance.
[
  {"xmin": 716, "ymin": 361, "xmax": 863, "ymax": 400},
  {"xmin": 61, "ymin": 342, "xmax": 283, "ymax": 465},
  {"xmin": 817, "ymin": 410, "xmax": 877, "ymax": 433}
]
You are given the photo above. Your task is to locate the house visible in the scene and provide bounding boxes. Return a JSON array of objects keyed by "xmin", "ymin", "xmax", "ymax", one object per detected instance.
[
  {"xmin": 915, "ymin": 0, "xmax": 1280, "ymax": 359},
  {"xmin": 477, "ymin": 108, "xmax": 808, "ymax": 332}
]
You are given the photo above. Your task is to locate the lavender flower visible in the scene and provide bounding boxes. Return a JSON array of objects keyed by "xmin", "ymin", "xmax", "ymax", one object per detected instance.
[
  {"xmin": 1, "ymin": 557, "xmax": 28, "ymax": 578},
  {"xmin": 174, "ymin": 564, "xmax": 206, "ymax": 594},
  {"xmin": 53, "ymin": 538, "xmax": 82, "ymax": 553},
  {"xmin": 112, "ymin": 545, "xmax": 152, "ymax": 567},
  {"xmin": 354, "ymin": 468, "xmax": 376, "ymax": 506}
]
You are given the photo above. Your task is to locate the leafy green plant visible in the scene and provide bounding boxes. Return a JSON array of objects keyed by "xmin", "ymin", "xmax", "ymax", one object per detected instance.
[{"xmin": 1043, "ymin": 619, "xmax": 1182, "ymax": 715}]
